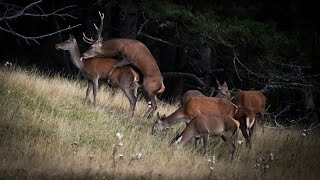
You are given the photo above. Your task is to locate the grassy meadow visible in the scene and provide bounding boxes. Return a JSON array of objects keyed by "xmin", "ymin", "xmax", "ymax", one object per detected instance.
[{"xmin": 0, "ymin": 65, "xmax": 320, "ymax": 179}]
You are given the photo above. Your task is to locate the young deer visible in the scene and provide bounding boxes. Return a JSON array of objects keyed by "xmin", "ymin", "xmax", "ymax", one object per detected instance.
[
  {"xmin": 152, "ymin": 96, "xmax": 238, "ymax": 134},
  {"xmin": 81, "ymin": 11, "xmax": 165, "ymax": 118},
  {"xmin": 180, "ymin": 90, "xmax": 205, "ymax": 105},
  {"xmin": 55, "ymin": 34, "xmax": 141, "ymax": 117},
  {"xmin": 170, "ymin": 114, "xmax": 240, "ymax": 160}
]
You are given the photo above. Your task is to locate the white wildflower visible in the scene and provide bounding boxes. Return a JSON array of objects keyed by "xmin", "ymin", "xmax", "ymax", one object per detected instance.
[
  {"xmin": 118, "ymin": 142, "xmax": 123, "ymax": 146},
  {"xmin": 270, "ymin": 153, "xmax": 274, "ymax": 160},
  {"xmin": 210, "ymin": 167, "xmax": 214, "ymax": 170},
  {"xmin": 208, "ymin": 159, "xmax": 211, "ymax": 162},
  {"xmin": 237, "ymin": 140, "xmax": 244, "ymax": 145},
  {"xmin": 302, "ymin": 132, "xmax": 307, "ymax": 137},
  {"xmin": 116, "ymin": 132, "xmax": 123, "ymax": 140},
  {"xmin": 265, "ymin": 165, "xmax": 270, "ymax": 169},
  {"xmin": 119, "ymin": 154, "xmax": 124, "ymax": 160},
  {"xmin": 137, "ymin": 153, "xmax": 142, "ymax": 159},
  {"xmin": 4, "ymin": 62, "xmax": 13, "ymax": 67}
]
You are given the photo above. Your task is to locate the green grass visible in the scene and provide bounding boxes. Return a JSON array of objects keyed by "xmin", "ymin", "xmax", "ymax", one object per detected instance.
[{"xmin": 0, "ymin": 65, "xmax": 320, "ymax": 179}]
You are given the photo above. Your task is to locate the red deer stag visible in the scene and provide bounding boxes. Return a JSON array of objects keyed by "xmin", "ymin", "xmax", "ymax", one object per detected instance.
[
  {"xmin": 55, "ymin": 34, "xmax": 141, "ymax": 117},
  {"xmin": 232, "ymin": 90, "xmax": 266, "ymax": 148},
  {"xmin": 152, "ymin": 96, "xmax": 238, "ymax": 134},
  {"xmin": 234, "ymin": 107, "xmax": 256, "ymax": 149},
  {"xmin": 170, "ymin": 114, "xmax": 239, "ymax": 159},
  {"xmin": 81, "ymin": 11, "xmax": 165, "ymax": 118}
]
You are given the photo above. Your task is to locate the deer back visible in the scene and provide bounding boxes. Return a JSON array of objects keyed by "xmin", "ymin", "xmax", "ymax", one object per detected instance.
[{"xmin": 232, "ymin": 90, "xmax": 266, "ymax": 114}]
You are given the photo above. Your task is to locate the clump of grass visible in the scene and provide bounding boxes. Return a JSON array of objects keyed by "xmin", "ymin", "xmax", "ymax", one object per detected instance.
[{"xmin": 1, "ymin": 64, "xmax": 320, "ymax": 179}]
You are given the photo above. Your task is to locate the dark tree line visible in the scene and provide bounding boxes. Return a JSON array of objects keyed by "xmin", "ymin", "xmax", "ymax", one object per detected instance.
[{"xmin": 1, "ymin": 0, "xmax": 319, "ymax": 126}]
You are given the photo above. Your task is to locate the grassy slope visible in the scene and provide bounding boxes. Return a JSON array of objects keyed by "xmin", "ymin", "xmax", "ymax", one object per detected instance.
[{"xmin": 0, "ymin": 66, "xmax": 319, "ymax": 179}]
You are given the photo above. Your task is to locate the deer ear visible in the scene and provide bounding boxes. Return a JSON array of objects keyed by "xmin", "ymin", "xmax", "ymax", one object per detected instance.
[
  {"xmin": 223, "ymin": 81, "xmax": 228, "ymax": 88},
  {"xmin": 216, "ymin": 79, "xmax": 222, "ymax": 88}
]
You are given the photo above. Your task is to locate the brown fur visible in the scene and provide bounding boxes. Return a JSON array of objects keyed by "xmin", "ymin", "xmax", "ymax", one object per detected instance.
[
  {"xmin": 170, "ymin": 114, "xmax": 240, "ymax": 159},
  {"xmin": 56, "ymin": 35, "xmax": 141, "ymax": 117},
  {"xmin": 152, "ymin": 96, "xmax": 238, "ymax": 134},
  {"xmin": 232, "ymin": 90, "xmax": 266, "ymax": 122},
  {"xmin": 82, "ymin": 38, "xmax": 165, "ymax": 118},
  {"xmin": 234, "ymin": 107, "xmax": 256, "ymax": 149},
  {"xmin": 180, "ymin": 90, "xmax": 205, "ymax": 105}
]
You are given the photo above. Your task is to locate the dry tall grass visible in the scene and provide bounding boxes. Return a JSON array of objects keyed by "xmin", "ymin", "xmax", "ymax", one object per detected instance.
[{"xmin": 0, "ymin": 65, "xmax": 320, "ymax": 179}]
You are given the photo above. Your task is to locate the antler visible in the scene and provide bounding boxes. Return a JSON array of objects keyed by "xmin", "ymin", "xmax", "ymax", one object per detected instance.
[
  {"xmin": 93, "ymin": 11, "xmax": 105, "ymax": 43},
  {"xmin": 82, "ymin": 32, "xmax": 94, "ymax": 44},
  {"xmin": 82, "ymin": 11, "xmax": 105, "ymax": 44}
]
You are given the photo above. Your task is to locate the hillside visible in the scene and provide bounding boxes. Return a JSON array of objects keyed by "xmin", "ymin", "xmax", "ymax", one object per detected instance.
[{"xmin": 0, "ymin": 65, "xmax": 319, "ymax": 179}]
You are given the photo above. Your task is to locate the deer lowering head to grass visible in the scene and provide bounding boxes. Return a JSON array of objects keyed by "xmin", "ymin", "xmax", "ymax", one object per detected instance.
[
  {"xmin": 170, "ymin": 114, "xmax": 240, "ymax": 160},
  {"xmin": 81, "ymin": 11, "xmax": 165, "ymax": 118},
  {"xmin": 55, "ymin": 34, "xmax": 141, "ymax": 117},
  {"xmin": 152, "ymin": 96, "xmax": 238, "ymax": 135}
]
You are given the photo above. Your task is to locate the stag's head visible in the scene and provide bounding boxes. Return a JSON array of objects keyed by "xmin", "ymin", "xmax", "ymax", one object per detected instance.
[
  {"xmin": 151, "ymin": 113, "xmax": 168, "ymax": 135},
  {"xmin": 215, "ymin": 80, "xmax": 231, "ymax": 100},
  {"xmin": 81, "ymin": 11, "xmax": 105, "ymax": 60},
  {"xmin": 55, "ymin": 34, "xmax": 77, "ymax": 50}
]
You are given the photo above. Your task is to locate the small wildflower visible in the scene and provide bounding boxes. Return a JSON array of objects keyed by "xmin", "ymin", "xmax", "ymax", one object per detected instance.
[
  {"xmin": 119, "ymin": 154, "xmax": 124, "ymax": 160},
  {"xmin": 4, "ymin": 62, "xmax": 13, "ymax": 67},
  {"xmin": 210, "ymin": 167, "xmax": 214, "ymax": 170},
  {"xmin": 302, "ymin": 132, "xmax": 307, "ymax": 137},
  {"xmin": 116, "ymin": 132, "xmax": 123, "ymax": 140},
  {"xmin": 71, "ymin": 141, "xmax": 78, "ymax": 146},
  {"xmin": 137, "ymin": 153, "xmax": 142, "ymax": 159},
  {"xmin": 212, "ymin": 156, "xmax": 216, "ymax": 163},
  {"xmin": 111, "ymin": 144, "xmax": 116, "ymax": 148},
  {"xmin": 237, "ymin": 140, "xmax": 244, "ymax": 145},
  {"xmin": 265, "ymin": 165, "xmax": 270, "ymax": 169},
  {"xmin": 270, "ymin": 153, "xmax": 274, "ymax": 160},
  {"xmin": 118, "ymin": 142, "xmax": 123, "ymax": 146},
  {"xmin": 208, "ymin": 159, "xmax": 211, "ymax": 162}
]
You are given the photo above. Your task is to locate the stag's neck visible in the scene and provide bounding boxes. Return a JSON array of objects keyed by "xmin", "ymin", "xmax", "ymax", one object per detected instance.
[{"xmin": 68, "ymin": 45, "xmax": 83, "ymax": 69}]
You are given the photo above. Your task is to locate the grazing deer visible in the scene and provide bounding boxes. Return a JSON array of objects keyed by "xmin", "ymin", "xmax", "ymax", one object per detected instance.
[
  {"xmin": 152, "ymin": 96, "xmax": 238, "ymax": 134},
  {"xmin": 55, "ymin": 34, "xmax": 141, "ymax": 117},
  {"xmin": 234, "ymin": 107, "xmax": 256, "ymax": 149},
  {"xmin": 81, "ymin": 11, "xmax": 165, "ymax": 118},
  {"xmin": 170, "ymin": 114, "xmax": 240, "ymax": 160}
]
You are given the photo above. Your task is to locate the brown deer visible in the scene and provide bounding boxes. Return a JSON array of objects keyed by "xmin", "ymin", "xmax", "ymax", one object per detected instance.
[
  {"xmin": 55, "ymin": 34, "xmax": 141, "ymax": 117},
  {"xmin": 152, "ymin": 96, "xmax": 238, "ymax": 134},
  {"xmin": 180, "ymin": 90, "xmax": 205, "ymax": 105},
  {"xmin": 234, "ymin": 107, "xmax": 256, "ymax": 149},
  {"xmin": 81, "ymin": 11, "xmax": 165, "ymax": 118},
  {"xmin": 232, "ymin": 90, "xmax": 266, "ymax": 148},
  {"xmin": 170, "ymin": 114, "xmax": 240, "ymax": 160},
  {"xmin": 180, "ymin": 80, "xmax": 231, "ymax": 105},
  {"xmin": 232, "ymin": 90, "xmax": 266, "ymax": 123}
]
